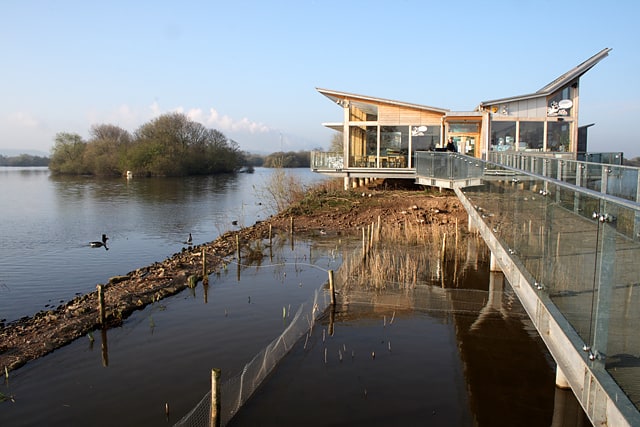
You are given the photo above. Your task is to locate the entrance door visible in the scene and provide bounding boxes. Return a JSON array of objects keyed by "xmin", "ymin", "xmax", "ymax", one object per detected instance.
[{"xmin": 450, "ymin": 134, "xmax": 479, "ymax": 157}]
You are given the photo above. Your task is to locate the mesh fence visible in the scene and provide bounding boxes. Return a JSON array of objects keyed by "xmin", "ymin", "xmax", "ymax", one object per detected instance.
[{"xmin": 174, "ymin": 285, "xmax": 330, "ymax": 427}]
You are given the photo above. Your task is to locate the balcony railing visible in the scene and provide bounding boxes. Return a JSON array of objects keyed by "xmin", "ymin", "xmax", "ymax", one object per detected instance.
[{"xmin": 489, "ymin": 151, "xmax": 639, "ymax": 202}]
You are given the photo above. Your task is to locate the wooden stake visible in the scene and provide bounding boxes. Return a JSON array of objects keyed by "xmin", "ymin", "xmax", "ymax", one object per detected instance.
[
  {"xmin": 97, "ymin": 284, "xmax": 106, "ymax": 326},
  {"xmin": 236, "ymin": 234, "xmax": 240, "ymax": 261},
  {"xmin": 290, "ymin": 216, "xmax": 294, "ymax": 234},
  {"xmin": 202, "ymin": 248, "xmax": 208, "ymax": 285},
  {"xmin": 328, "ymin": 270, "xmax": 336, "ymax": 305},
  {"xmin": 441, "ymin": 233, "xmax": 447, "ymax": 261},
  {"xmin": 210, "ymin": 368, "xmax": 221, "ymax": 427},
  {"xmin": 362, "ymin": 227, "xmax": 366, "ymax": 258}
]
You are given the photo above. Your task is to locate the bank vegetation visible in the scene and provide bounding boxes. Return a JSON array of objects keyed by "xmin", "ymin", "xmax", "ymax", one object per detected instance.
[{"xmin": 49, "ymin": 113, "xmax": 245, "ymax": 177}]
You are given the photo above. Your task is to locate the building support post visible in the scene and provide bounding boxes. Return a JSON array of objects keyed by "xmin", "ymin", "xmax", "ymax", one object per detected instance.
[
  {"xmin": 490, "ymin": 252, "xmax": 502, "ymax": 272},
  {"xmin": 555, "ymin": 365, "xmax": 571, "ymax": 389}
]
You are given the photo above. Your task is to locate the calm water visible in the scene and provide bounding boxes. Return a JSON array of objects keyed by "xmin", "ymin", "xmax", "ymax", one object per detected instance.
[
  {"xmin": 0, "ymin": 167, "xmax": 589, "ymax": 426},
  {"xmin": 0, "ymin": 167, "xmax": 323, "ymax": 323}
]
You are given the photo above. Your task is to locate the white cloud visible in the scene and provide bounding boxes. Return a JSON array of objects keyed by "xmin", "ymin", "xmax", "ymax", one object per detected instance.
[
  {"xmin": 7, "ymin": 112, "xmax": 40, "ymax": 129},
  {"xmin": 202, "ymin": 108, "xmax": 270, "ymax": 134}
]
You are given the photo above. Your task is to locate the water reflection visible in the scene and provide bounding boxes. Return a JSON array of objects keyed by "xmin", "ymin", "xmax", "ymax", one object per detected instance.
[
  {"xmin": 226, "ymin": 231, "xmax": 590, "ymax": 426},
  {"xmin": 0, "ymin": 167, "xmax": 324, "ymax": 323}
]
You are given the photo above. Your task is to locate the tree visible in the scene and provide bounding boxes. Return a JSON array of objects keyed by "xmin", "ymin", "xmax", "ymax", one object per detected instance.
[
  {"xmin": 85, "ymin": 124, "xmax": 132, "ymax": 175},
  {"xmin": 329, "ymin": 132, "xmax": 343, "ymax": 153},
  {"xmin": 49, "ymin": 132, "xmax": 88, "ymax": 174},
  {"xmin": 49, "ymin": 113, "xmax": 245, "ymax": 176}
]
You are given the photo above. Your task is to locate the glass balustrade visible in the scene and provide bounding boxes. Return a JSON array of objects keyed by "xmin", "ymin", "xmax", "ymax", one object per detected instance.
[{"xmin": 416, "ymin": 151, "xmax": 640, "ymax": 411}]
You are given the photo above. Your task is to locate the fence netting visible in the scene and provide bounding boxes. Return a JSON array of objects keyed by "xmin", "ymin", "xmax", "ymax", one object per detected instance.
[{"xmin": 174, "ymin": 285, "xmax": 330, "ymax": 427}]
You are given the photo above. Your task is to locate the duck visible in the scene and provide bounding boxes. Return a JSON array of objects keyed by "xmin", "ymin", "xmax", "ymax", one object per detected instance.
[
  {"xmin": 186, "ymin": 233, "xmax": 193, "ymax": 245},
  {"xmin": 90, "ymin": 234, "xmax": 109, "ymax": 250}
]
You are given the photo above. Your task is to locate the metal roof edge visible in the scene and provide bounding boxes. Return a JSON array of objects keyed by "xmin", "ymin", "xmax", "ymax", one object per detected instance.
[{"xmin": 316, "ymin": 87, "xmax": 450, "ymax": 114}]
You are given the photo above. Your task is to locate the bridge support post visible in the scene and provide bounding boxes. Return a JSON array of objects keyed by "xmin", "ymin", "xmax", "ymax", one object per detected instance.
[
  {"xmin": 467, "ymin": 214, "xmax": 477, "ymax": 233},
  {"xmin": 344, "ymin": 177, "xmax": 350, "ymax": 190},
  {"xmin": 490, "ymin": 252, "xmax": 502, "ymax": 272},
  {"xmin": 555, "ymin": 365, "xmax": 571, "ymax": 389}
]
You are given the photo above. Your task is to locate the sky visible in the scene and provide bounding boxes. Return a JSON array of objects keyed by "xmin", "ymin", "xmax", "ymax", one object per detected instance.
[{"xmin": 1, "ymin": 0, "xmax": 639, "ymax": 158}]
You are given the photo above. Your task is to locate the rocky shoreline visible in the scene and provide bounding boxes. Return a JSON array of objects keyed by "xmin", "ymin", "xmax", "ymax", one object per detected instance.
[{"xmin": 0, "ymin": 186, "xmax": 466, "ymax": 373}]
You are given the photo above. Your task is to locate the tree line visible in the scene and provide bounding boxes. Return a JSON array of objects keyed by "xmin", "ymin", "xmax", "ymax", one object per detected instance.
[
  {"xmin": 49, "ymin": 113, "xmax": 245, "ymax": 176},
  {"xmin": 0, "ymin": 154, "xmax": 49, "ymax": 167}
]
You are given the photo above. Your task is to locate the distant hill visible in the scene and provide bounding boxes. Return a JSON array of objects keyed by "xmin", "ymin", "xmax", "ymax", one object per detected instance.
[{"xmin": 0, "ymin": 148, "xmax": 50, "ymax": 157}]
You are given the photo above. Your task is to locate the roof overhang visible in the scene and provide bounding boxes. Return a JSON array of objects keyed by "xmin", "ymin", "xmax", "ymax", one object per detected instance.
[
  {"xmin": 322, "ymin": 122, "xmax": 343, "ymax": 131},
  {"xmin": 317, "ymin": 87, "xmax": 449, "ymax": 115},
  {"xmin": 478, "ymin": 48, "xmax": 611, "ymax": 108}
]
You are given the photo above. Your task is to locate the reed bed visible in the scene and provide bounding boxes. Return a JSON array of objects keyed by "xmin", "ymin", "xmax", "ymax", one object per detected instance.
[{"xmin": 337, "ymin": 215, "xmax": 487, "ymax": 293}]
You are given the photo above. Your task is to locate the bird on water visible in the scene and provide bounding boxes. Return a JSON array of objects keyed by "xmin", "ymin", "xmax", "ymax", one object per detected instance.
[
  {"xmin": 90, "ymin": 234, "xmax": 109, "ymax": 250},
  {"xmin": 186, "ymin": 233, "xmax": 193, "ymax": 245}
]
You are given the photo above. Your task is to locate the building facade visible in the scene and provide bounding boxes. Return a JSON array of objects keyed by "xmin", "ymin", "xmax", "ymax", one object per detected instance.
[{"xmin": 312, "ymin": 48, "xmax": 611, "ymax": 184}]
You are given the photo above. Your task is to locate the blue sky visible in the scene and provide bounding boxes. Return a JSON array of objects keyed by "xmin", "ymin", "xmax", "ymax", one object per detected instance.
[{"xmin": 1, "ymin": 0, "xmax": 639, "ymax": 157}]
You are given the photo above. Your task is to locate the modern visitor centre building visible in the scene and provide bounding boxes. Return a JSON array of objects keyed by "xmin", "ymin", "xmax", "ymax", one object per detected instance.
[{"xmin": 311, "ymin": 48, "xmax": 612, "ymax": 186}]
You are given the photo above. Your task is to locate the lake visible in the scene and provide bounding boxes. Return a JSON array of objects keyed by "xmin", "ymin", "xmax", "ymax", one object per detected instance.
[
  {"xmin": 0, "ymin": 167, "xmax": 589, "ymax": 426},
  {"xmin": 0, "ymin": 167, "xmax": 325, "ymax": 324}
]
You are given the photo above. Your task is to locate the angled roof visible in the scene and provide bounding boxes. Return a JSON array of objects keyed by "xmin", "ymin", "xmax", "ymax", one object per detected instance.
[
  {"xmin": 316, "ymin": 87, "xmax": 449, "ymax": 114},
  {"xmin": 478, "ymin": 48, "xmax": 611, "ymax": 107}
]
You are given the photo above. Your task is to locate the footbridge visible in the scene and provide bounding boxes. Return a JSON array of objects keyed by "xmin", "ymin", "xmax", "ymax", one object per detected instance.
[{"xmin": 415, "ymin": 151, "xmax": 640, "ymax": 426}]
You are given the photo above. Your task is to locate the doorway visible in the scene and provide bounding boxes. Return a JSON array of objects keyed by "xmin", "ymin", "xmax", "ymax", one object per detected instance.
[{"xmin": 450, "ymin": 134, "xmax": 479, "ymax": 157}]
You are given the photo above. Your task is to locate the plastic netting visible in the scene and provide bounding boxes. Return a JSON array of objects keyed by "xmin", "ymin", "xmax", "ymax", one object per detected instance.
[{"xmin": 174, "ymin": 285, "xmax": 330, "ymax": 427}]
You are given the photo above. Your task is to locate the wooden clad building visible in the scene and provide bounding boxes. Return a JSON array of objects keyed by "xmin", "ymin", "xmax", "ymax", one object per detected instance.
[{"xmin": 314, "ymin": 48, "xmax": 611, "ymax": 182}]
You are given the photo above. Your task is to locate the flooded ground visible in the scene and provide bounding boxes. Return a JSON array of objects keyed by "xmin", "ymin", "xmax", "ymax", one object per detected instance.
[
  {"xmin": 1, "ymin": 232, "xmax": 590, "ymax": 427},
  {"xmin": 226, "ymin": 239, "xmax": 590, "ymax": 427}
]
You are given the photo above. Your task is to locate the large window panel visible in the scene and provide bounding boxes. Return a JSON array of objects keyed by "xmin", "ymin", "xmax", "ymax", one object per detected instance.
[
  {"xmin": 519, "ymin": 121, "xmax": 544, "ymax": 151},
  {"xmin": 380, "ymin": 126, "xmax": 409, "ymax": 168},
  {"xmin": 411, "ymin": 125, "xmax": 440, "ymax": 151},
  {"xmin": 547, "ymin": 121, "xmax": 571, "ymax": 152},
  {"xmin": 491, "ymin": 121, "xmax": 516, "ymax": 151}
]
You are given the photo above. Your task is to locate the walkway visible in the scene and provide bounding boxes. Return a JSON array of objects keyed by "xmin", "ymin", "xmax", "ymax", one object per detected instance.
[{"xmin": 415, "ymin": 151, "xmax": 640, "ymax": 427}]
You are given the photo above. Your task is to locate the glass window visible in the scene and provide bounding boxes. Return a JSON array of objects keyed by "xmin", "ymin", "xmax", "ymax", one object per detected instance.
[
  {"xmin": 547, "ymin": 85, "xmax": 573, "ymax": 117},
  {"xmin": 490, "ymin": 121, "xmax": 516, "ymax": 151},
  {"xmin": 519, "ymin": 121, "xmax": 544, "ymax": 151},
  {"xmin": 380, "ymin": 126, "xmax": 408, "ymax": 153},
  {"xmin": 547, "ymin": 122, "xmax": 570, "ymax": 152},
  {"xmin": 411, "ymin": 125, "xmax": 440, "ymax": 151},
  {"xmin": 365, "ymin": 126, "xmax": 377, "ymax": 155},
  {"xmin": 449, "ymin": 122, "xmax": 479, "ymax": 133},
  {"xmin": 380, "ymin": 126, "xmax": 409, "ymax": 168}
]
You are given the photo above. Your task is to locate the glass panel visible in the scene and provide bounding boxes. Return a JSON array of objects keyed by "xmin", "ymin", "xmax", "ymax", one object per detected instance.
[
  {"xmin": 449, "ymin": 122, "xmax": 479, "ymax": 133},
  {"xmin": 491, "ymin": 121, "xmax": 516, "ymax": 151},
  {"xmin": 411, "ymin": 125, "xmax": 440, "ymax": 151},
  {"xmin": 547, "ymin": 86, "xmax": 573, "ymax": 118},
  {"xmin": 606, "ymin": 166, "xmax": 639, "ymax": 202},
  {"xmin": 519, "ymin": 121, "xmax": 544, "ymax": 151},
  {"xmin": 349, "ymin": 125, "xmax": 367, "ymax": 167},
  {"xmin": 546, "ymin": 189, "xmax": 601, "ymax": 344},
  {"xmin": 547, "ymin": 121, "xmax": 571, "ymax": 152},
  {"xmin": 585, "ymin": 163, "xmax": 603, "ymax": 192},
  {"xmin": 411, "ymin": 125, "xmax": 440, "ymax": 168},
  {"xmin": 380, "ymin": 126, "xmax": 408, "ymax": 168}
]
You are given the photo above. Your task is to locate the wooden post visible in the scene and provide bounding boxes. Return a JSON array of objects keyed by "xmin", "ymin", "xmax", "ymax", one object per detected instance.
[
  {"xmin": 236, "ymin": 234, "xmax": 240, "ymax": 261},
  {"xmin": 97, "ymin": 284, "xmax": 106, "ymax": 326},
  {"xmin": 370, "ymin": 222, "xmax": 374, "ymax": 248},
  {"xmin": 269, "ymin": 224, "xmax": 272, "ymax": 246},
  {"xmin": 210, "ymin": 368, "xmax": 221, "ymax": 427},
  {"xmin": 328, "ymin": 270, "xmax": 336, "ymax": 305},
  {"xmin": 202, "ymin": 248, "xmax": 208, "ymax": 285},
  {"xmin": 362, "ymin": 227, "xmax": 366, "ymax": 258},
  {"xmin": 290, "ymin": 216, "xmax": 294, "ymax": 234}
]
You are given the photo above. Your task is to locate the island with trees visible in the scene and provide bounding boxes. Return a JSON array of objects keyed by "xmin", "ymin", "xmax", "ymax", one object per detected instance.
[{"xmin": 48, "ymin": 113, "xmax": 246, "ymax": 177}]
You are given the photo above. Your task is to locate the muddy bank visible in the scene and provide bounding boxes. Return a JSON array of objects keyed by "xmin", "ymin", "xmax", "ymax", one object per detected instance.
[{"xmin": 0, "ymin": 185, "xmax": 466, "ymax": 373}]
